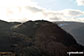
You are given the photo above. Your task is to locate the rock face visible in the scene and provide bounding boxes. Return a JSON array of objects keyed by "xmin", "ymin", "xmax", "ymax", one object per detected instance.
[{"xmin": 0, "ymin": 20, "xmax": 84, "ymax": 56}]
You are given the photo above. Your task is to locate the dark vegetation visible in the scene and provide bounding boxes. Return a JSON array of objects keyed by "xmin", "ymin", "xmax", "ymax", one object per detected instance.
[{"xmin": 0, "ymin": 20, "xmax": 84, "ymax": 56}]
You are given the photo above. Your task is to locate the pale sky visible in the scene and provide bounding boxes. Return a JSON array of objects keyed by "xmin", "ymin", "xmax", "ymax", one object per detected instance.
[
  {"xmin": 0, "ymin": 0, "xmax": 84, "ymax": 22},
  {"xmin": 33, "ymin": 0, "xmax": 84, "ymax": 11}
]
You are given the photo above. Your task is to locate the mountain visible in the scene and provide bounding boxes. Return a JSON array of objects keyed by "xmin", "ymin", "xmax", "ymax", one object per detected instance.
[
  {"xmin": 56, "ymin": 21, "xmax": 84, "ymax": 46},
  {"xmin": 0, "ymin": 20, "xmax": 84, "ymax": 56},
  {"xmin": 11, "ymin": 20, "xmax": 84, "ymax": 56}
]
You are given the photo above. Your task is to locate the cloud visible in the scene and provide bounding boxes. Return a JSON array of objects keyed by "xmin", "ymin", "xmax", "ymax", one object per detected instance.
[
  {"xmin": 76, "ymin": 0, "xmax": 84, "ymax": 6},
  {"xmin": 25, "ymin": 6, "xmax": 43, "ymax": 13},
  {"xmin": 0, "ymin": 0, "xmax": 84, "ymax": 23},
  {"xmin": 0, "ymin": 0, "xmax": 38, "ymax": 22},
  {"xmin": 63, "ymin": 9, "xmax": 84, "ymax": 17},
  {"xmin": 42, "ymin": 9, "xmax": 84, "ymax": 22}
]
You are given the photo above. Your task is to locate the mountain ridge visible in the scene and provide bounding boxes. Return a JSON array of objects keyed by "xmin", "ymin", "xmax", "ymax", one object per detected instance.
[{"xmin": 0, "ymin": 20, "xmax": 84, "ymax": 56}]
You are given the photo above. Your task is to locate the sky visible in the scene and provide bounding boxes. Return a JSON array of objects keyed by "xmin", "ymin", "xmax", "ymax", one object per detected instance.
[
  {"xmin": 0, "ymin": 0, "xmax": 84, "ymax": 22},
  {"xmin": 33, "ymin": 0, "xmax": 84, "ymax": 11}
]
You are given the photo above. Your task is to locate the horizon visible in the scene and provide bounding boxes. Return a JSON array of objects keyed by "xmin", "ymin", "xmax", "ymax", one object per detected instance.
[{"xmin": 1, "ymin": 19, "xmax": 84, "ymax": 23}]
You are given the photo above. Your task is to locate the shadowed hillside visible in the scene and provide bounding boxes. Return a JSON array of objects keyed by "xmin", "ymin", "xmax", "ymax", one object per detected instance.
[{"xmin": 0, "ymin": 20, "xmax": 84, "ymax": 56}]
